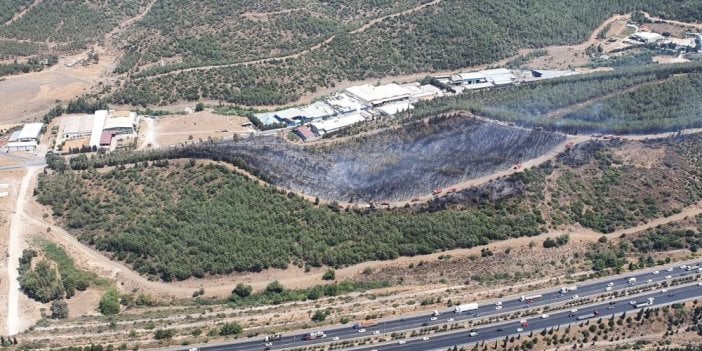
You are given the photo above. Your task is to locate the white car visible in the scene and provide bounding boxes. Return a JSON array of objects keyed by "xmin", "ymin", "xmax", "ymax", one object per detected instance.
[
  {"xmin": 667, "ymin": 267, "xmax": 674, "ymax": 272},
  {"xmin": 264, "ymin": 343, "xmax": 272, "ymax": 347},
  {"xmin": 469, "ymin": 332, "xmax": 478, "ymax": 337},
  {"xmin": 372, "ymin": 330, "xmax": 380, "ymax": 335},
  {"xmin": 447, "ymin": 318, "xmax": 455, "ymax": 322},
  {"xmin": 572, "ymin": 294, "xmax": 579, "ymax": 299},
  {"xmin": 516, "ymin": 328, "xmax": 524, "ymax": 332},
  {"xmin": 495, "ymin": 305, "xmax": 503, "ymax": 310},
  {"xmin": 661, "ymin": 289, "xmax": 668, "ymax": 293},
  {"xmin": 358, "ymin": 328, "xmax": 366, "ymax": 333},
  {"xmin": 646, "ymin": 279, "xmax": 653, "ymax": 284},
  {"xmin": 495, "ymin": 301, "xmax": 503, "ymax": 306},
  {"xmin": 681, "ymin": 265, "xmax": 688, "ymax": 270},
  {"xmin": 698, "ymin": 282, "xmax": 702, "ymax": 287},
  {"xmin": 422, "ymin": 336, "xmax": 430, "ymax": 341},
  {"xmin": 541, "ymin": 314, "xmax": 549, "ymax": 319},
  {"xmin": 665, "ymin": 275, "xmax": 672, "ymax": 279},
  {"xmin": 570, "ymin": 308, "xmax": 578, "ymax": 313},
  {"xmin": 653, "ymin": 270, "xmax": 660, "ymax": 275},
  {"xmin": 629, "ymin": 300, "xmax": 637, "ymax": 305},
  {"xmin": 332, "ymin": 336, "xmax": 339, "ymax": 341},
  {"xmin": 430, "ymin": 317, "xmax": 438, "ymax": 321},
  {"xmin": 605, "ymin": 287, "xmax": 612, "ymax": 292},
  {"xmin": 607, "ymin": 282, "xmax": 614, "ymax": 287},
  {"xmin": 398, "ymin": 340, "xmax": 406, "ymax": 345}
]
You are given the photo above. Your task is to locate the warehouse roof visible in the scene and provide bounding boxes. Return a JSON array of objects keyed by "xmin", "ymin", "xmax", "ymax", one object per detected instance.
[
  {"xmin": 103, "ymin": 116, "xmax": 135, "ymax": 131},
  {"xmin": 17, "ymin": 123, "xmax": 43, "ymax": 141},
  {"xmin": 61, "ymin": 115, "xmax": 95, "ymax": 135},
  {"xmin": 377, "ymin": 101, "xmax": 414, "ymax": 116},
  {"xmin": 325, "ymin": 92, "xmax": 369, "ymax": 113},
  {"xmin": 8, "ymin": 131, "xmax": 20, "ymax": 142},
  {"xmin": 453, "ymin": 72, "xmax": 488, "ymax": 81},
  {"xmin": 311, "ymin": 113, "xmax": 366, "ymax": 135},
  {"xmin": 345, "ymin": 84, "xmax": 412, "ymax": 105},
  {"xmin": 253, "ymin": 112, "xmax": 281, "ymax": 126},
  {"xmin": 300, "ymin": 101, "xmax": 336, "ymax": 119},
  {"xmin": 274, "ymin": 107, "xmax": 306, "ymax": 122},
  {"xmin": 89, "ymin": 110, "xmax": 108, "ymax": 147},
  {"xmin": 632, "ymin": 32, "xmax": 664, "ymax": 43},
  {"xmin": 483, "ymin": 68, "xmax": 516, "ymax": 86}
]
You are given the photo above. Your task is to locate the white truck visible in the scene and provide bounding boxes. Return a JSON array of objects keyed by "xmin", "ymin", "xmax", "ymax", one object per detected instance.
[
  {"xmin": 628, "ymin": 277, "xmax": 637, "ymax": 285},
  {"xmin": 432, "ymin": 310, "xmax": 440, "ymax": 316},
  {"xmin": 559, "ymin": 285, "xmax": 578, "ymax": 294},
  {"xmin": 454, "ymin": 303, "xmax": 479, "ymax": 313},
  {"xmin": 519, "ymin": 294, "xmax": 542, "ymax": 303},
  {"xmin": 634, "ymin": 297, "xmax": 655, "ymax": 309},
  {"xmin": 687, "ymin": 265, "xmax": 699, "ymax": 271}
]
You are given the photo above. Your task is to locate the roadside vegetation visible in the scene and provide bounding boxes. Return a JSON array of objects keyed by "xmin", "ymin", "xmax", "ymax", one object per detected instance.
[{"xmin": 18, "ymin": 241, "xmax": 106, "ymax": 304}]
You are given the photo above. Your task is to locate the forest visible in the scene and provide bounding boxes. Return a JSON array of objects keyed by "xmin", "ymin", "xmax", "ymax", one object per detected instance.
[
  {"xmin": 106, "ymin": 0, "xmax": 702, "ymax": 107},
  {"xmin": 0, "ymin": 0, "xmax": 148, "ymax": 54},
  {"xmin": 36, "ymin": 161, "xmax": 547, "ymax": 281},
  {"xmin": 39, "ymin": 132, "xmax": 702, "ymax": 280}
]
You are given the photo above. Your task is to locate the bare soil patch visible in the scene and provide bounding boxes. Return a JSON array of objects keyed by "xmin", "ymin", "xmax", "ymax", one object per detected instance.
[{"xmin": 151, "ymin": 111, "xmax": 253, "ymax": 147}]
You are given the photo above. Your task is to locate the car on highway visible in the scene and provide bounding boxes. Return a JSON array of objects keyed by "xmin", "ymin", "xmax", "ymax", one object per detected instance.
[
  {"xmin": 516, "ymin": 328, "xmax": 524, "ymax": 332},
  {"xmin": 495, "ymin": 305, "xmax": 503, "ymax": 310},
  {"xmin": 430, "ymin": 317, "xmax": 438, "ymax": 321},
  {"xmin": 495, "ymin": 301, "xmax": 502, "ymax": 306},
  {"xmin": 572, "ymin": 294, "xmax": 579, "ymax": 299},
  {"xmin": 398, "ymin": 340, "xmax": 406, "ymax": 345},
  {"xmin": 373, "ymin": 330, "xmax": 380, "ymax": 335},
  {"xmin": 447, "ymin": 318, "xmax": 455, "ymax": 322},
  {"xmin": 653, "ymin": 270, "xmax": 660, "ymax": 275},
  {"xmin": 358, "ymin": 328, "xmax": 366, "ymax": 333},
  {"xmin": 629, "ymin": 300, "xmax": 637, "ymax": 305},
  {"xmin": 646, "ymin": 279, "xmax": 653, "ymax": 283},
  {"xmin": 661, "ymin": 289, "xmax": 668, "ymax": 293},
  {"xmin": 496, "ymin": 328, "xmax": 504, "ymax": 332},
  {"xmin": 469, "ymin": 331, "xmax": 478, "ymax": 337},
  {"xmin": 607, "ymin": 282, "xmax": 614, "ymax": 287},
  {"xmin": 605, "ymin": 286, "xmax": 612, "ymax": 292},
  {"xmin": 667, "ymin": 267, "xmax": 674, "ymax": 272},
  {"xmin": 665, "ymin": 275, "xmax": 672, "ymax": 279},
  {"xmin": 698, "ymin": 282, "xmax": 702, "ymax": 287},
  {"xmin": 668, "ymin": 293, "xmax": 675, "ymax": 297},
  {"xmin": 422, "ymin": 336, "xmax": 430, "ymax": 341},
  {"xmin": 332, "ymin": 336, "xmax": 339, "ymax": 341},
  {"xmin": 681, "ymin": 265, "xmax": 688, "ymax": 270},
  {"xmin": 421, "ymin": 322, "xmax": 429, "ymax": 327},
  {"xmin": 541, "ymin": 314, "xmax": 549, "ymax": 319}
]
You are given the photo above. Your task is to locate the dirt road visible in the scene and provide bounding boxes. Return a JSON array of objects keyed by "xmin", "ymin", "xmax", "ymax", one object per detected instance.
[{"xmin": 6, "ymin": 167, "xmax": 35, "ymax": 335}]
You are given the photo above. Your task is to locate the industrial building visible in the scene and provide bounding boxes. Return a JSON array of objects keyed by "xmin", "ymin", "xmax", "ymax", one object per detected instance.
[
  {"xmin": 630, "ymin": 32, "xmax": 664, "ymax": 44},
  {"xmin": 310, "ymin": 113, "xmax": 366, "ymax": 136},
  {"xmin": 5, "ymin": 122, "xmax": 43, "ymax": 152},
  {"xmin": 345, "ymin": 83, "xmax": 412, "ymax": 106},
  {"xmin": 324, "ymin": 92, "xmax": 370, "ymax": 114},
  {"xmin": 60, "ymin": 115, "xmax": 95, "ymax": 139}
]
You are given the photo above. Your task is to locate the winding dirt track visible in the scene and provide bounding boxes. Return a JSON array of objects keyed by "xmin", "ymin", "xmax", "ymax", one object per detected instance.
[{"xmin": 139, "ymin": 0, "xmax": 442, "ymax": 80}]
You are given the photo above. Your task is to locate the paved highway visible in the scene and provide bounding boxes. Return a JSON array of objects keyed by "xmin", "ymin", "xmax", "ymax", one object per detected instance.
[
  {"xmin": 351, "ymin": 282, "xmax": 702, "ymax": 351},
  {"xmin": 194, "ymin": 262, "xmax": 702, "ymax": 351}
]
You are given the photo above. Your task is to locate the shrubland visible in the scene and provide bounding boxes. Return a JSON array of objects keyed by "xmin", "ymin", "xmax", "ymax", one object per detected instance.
[{"xmin": 107, "ymin": 0, "xmax": 702, "ymax": 107}]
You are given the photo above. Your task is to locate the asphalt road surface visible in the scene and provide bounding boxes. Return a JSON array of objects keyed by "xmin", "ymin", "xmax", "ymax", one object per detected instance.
[{"xmin": 192, "ymin": 262, "xmax": 702, "ymax": 351}]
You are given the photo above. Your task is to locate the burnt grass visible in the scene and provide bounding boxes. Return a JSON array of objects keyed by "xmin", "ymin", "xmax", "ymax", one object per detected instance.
[{"xmin": 192, "ymin": 114, "xmax": 566, "ymax": 202}]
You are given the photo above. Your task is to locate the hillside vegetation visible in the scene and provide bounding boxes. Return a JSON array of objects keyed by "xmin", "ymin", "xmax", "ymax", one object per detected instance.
[
  {"xmin": 404, "ymin": 63, "xmax": 702, "ymax": 134},
  {"xmin": 38, "ymin": 131, "xmax": 702, "ymax": 280},
  {"xmin": 108, "ymin": 0, "xmax": 702, "ymax": 107},
  {"xmin": 35, "ymin": 162, "xmax": 546, "ymax": 281}
]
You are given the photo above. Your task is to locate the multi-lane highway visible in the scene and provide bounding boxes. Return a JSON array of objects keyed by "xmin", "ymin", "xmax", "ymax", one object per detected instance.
[{"xmin": 195, "ymin": 262, "xmax": 702, "ymax": 351}]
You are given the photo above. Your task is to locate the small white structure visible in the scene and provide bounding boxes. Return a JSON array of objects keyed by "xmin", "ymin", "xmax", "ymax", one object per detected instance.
[
  {"xmin": 310, "ymin": 113, "xmax": 366, "ymax": 135},
  {"xmin": 345, "ymin": 83, "xmax": 412, "ymax": 106},
  {"xmin": 631, "ymin": 32, "xmax": 664, "ymax": 44}
]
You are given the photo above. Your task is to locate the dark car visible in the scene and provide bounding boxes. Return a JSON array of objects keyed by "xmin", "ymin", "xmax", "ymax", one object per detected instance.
[{"xmin": 496, "ymin": 328, "xmax": 504, "ymax": 332}]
